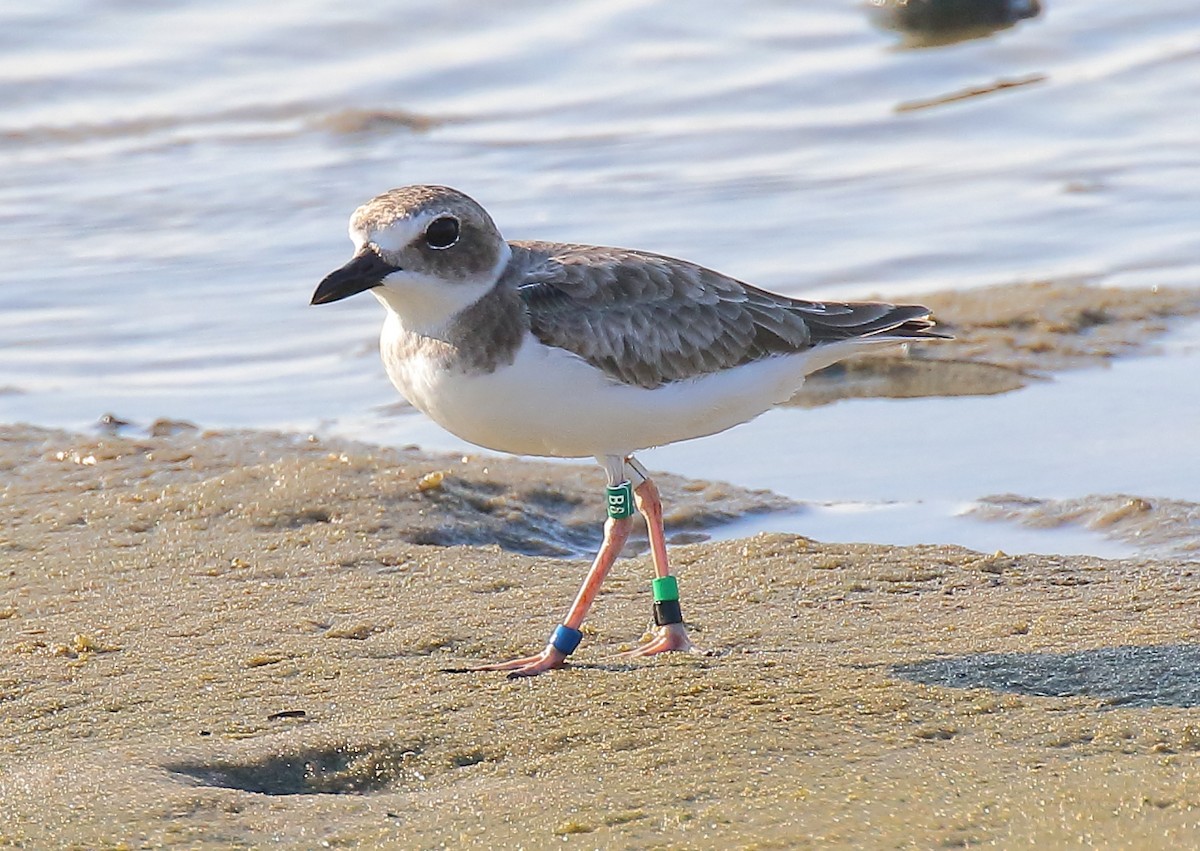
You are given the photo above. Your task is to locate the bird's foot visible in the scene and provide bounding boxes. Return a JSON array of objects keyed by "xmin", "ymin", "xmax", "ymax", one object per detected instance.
[
  {"xmin": 618, "ymin": 623, "xmax": 698, "ymax": 658},
  {"xmin": 471, "ymin": 646, "xmax": 568, "ymax": 678}
]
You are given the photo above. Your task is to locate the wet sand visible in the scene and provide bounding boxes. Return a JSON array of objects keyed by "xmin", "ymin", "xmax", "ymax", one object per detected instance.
[
  {"xmin": 3, "ymin": 423, "xmax": 1200, "ymax": 849},
  {"xmin": 4, "ymin": 281, "xmax": 1200, "ymax": 848}
]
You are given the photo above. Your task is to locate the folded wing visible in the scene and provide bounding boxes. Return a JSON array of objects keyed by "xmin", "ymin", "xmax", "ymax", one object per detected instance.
[{"xmin": 513, "ymin": 241, "xmax": 942, "ymax": 389}]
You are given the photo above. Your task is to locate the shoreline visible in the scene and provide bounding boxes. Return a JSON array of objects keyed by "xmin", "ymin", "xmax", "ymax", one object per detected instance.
[{"xmin": 2, "ymin": 424, "xmax": 1199, "ymax": 847}]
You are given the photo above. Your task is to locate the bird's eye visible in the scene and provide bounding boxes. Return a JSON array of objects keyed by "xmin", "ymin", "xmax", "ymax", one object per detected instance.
[{"xmin": 424, "ymin": 216, "xmax": 460, "ymax": 249}]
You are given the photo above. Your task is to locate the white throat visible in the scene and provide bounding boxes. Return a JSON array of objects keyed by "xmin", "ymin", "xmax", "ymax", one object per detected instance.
[{"xmin": 365, "ymin": 238, "xmax": 513, "ymax": 338}]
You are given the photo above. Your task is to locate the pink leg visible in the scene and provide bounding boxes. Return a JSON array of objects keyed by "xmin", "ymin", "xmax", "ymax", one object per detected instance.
[
  {"xmin": 618, "ymin": 477, "xmax": 697, "ymax": 657},
  {"xmin": 473, "ymin": 515, "xmax": 633, "ymax": 677}
]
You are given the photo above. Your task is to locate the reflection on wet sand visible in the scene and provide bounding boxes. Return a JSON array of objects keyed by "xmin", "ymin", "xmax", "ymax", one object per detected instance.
[{"xmin": 792, "ymin": 280, "xmax": 1200, "ymax": 405}]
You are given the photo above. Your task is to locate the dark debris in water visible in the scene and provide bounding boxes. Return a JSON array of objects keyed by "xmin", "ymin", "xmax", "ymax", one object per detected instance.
[
  {"xmin": 96, "ymin": 412, "xmax": 134, "ymax": 434},
  {"xmin": 0, "ymin": 101, "xmax": 439, "ymax": 149},
  {"xmin": 93, "ymin": 413, "xmax": 200, "ymax": 437},
  {"xmin": 869, "ymin": 0, "xmax": 1042, "ymax": 48},
  {"xmin": 314, "ymin": 107, "xmax": 439, "ymax": 135},
  {"xmin": 895, "ymin": 74, "xmax": 1047, "ymax": 113}
]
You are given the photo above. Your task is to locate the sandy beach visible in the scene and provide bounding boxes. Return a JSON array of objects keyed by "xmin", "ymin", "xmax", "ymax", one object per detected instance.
[{"xmin": 3, "ymin": 281, "xmax": 1200, "ymax": 848}]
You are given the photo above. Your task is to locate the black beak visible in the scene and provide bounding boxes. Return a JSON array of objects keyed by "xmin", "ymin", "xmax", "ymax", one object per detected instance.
[{"xmin": 311, "ymin": 248, "xmax": 397, "ymax": 305}]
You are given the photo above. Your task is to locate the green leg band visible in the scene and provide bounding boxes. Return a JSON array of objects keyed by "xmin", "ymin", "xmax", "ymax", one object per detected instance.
[
  {"xmin": 652, "ymin": 575, "xmax": 679, "ymax": 602},
  {"xmin": 606, "ymin": 481, "xmax": 634, "ymax": 519}
]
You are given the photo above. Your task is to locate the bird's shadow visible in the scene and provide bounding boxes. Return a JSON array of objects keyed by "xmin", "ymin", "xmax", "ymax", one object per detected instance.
[
  {"xmin": 440, "ymin": 649, "xmax": 725, "ymax": 677},
  {"xmin": 892, "ymin": 644, "xmax": 1200, "ymax": 709},
  {"xmin": 440, "ymin": 662, "xmax": 656, "ymax": 677}
]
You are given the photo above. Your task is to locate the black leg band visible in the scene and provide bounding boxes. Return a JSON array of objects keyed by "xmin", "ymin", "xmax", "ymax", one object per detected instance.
[{"xmin": 653, "ymin": 599, "xmax": 683, "ymax": 626}]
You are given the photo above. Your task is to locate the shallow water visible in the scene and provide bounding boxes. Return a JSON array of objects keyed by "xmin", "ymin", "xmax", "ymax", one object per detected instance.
[
  {"xmin": 3, "ymin": 0, "xmax": 1199, "ymax": 556},
  {"xmin": 327, "ymin": 320, "xmax": 1200, "ymax": 557}
]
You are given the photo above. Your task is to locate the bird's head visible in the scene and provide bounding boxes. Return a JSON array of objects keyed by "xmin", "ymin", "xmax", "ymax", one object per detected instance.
[{"xmin": 311, "ymin": 185, "xmax": 510, "ymax": 330}]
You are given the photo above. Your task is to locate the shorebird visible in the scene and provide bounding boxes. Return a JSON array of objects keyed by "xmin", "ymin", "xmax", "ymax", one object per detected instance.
[{"xmin": 312, "ymin": 185, "xmax": 943, "ymax": 677}]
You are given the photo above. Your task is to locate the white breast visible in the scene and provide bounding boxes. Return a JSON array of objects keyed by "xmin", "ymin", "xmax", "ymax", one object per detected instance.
[{"xmin": 381, "ymin": 318, "xmax": 868, "ymax": 459}]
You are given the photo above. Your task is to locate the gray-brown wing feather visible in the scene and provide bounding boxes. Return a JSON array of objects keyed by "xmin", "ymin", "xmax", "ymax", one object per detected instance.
[{"xmin": 512, "ymin": 241, "xmax": 941, "ymax": 389}]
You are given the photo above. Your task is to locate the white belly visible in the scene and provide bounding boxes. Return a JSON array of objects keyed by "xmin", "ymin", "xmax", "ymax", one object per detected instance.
[{"xmin": 381, "ymin": 322, "xmax": 859, "ymax": 459}]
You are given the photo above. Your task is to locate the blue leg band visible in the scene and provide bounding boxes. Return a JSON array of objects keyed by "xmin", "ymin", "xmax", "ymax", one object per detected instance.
[{"xmin": 550, "ymin": 624, "xmax": 583, "ymax": 656}]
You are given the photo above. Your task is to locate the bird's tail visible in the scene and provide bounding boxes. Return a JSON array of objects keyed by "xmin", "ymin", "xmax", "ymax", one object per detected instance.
[
  {"xmin": 790, "ymin": 301, "xmax": 949, "ymax": 377},
  {"xmin": 796, "ymin": 301, "xmax": 950, "ymax": 344}
]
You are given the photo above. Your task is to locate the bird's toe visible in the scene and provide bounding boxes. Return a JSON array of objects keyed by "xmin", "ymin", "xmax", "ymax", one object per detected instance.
[
  {"xmin": 617, "ymin": 623, "xmax": 699, "ymax": 658},
  {"xmin": 469, "ymin": 646, "xmax": 568, "ymax": 677}
]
